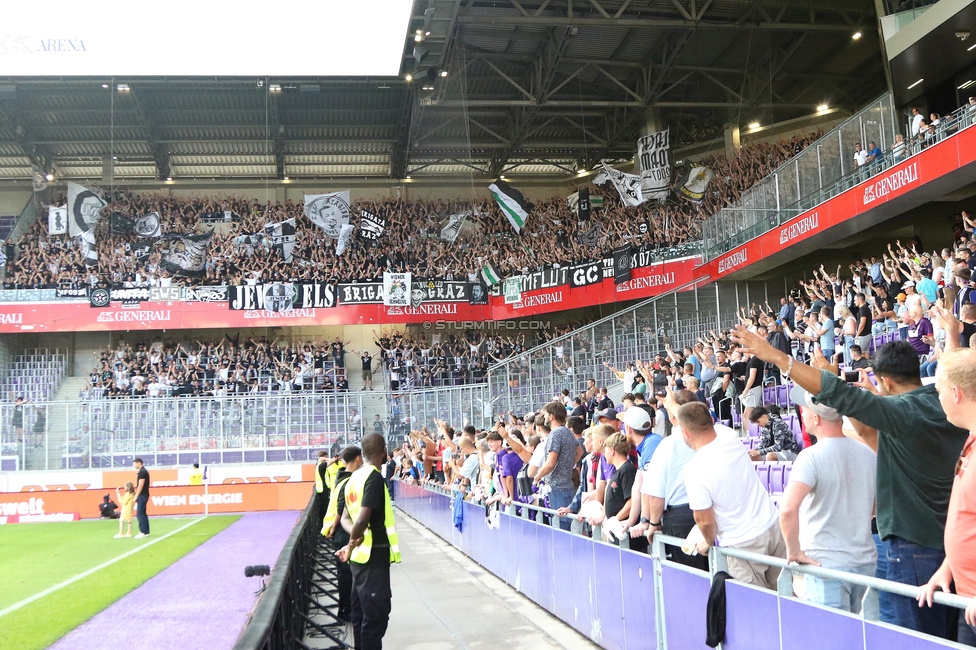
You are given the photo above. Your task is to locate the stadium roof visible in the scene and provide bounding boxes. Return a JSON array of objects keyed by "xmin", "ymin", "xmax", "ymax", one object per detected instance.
[{"xmin": 0, "ymin": 0, "xmax": 886, "ymax": 185}]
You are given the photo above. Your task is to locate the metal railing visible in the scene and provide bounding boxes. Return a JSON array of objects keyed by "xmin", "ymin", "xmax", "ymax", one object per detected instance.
[
  {"xmin": 232, "ymin": 493, "xmax": 351, "ymax": 650},
  {"xmin": 485, "ymin": 279, "xmax": 744, "ymax": 418},
  {"xmin": 400, "ymin": 482, "xmax": 971, "ymax": 650},
  {"xmin": 394, "ymin": 384, "xmax": 492, "ymax": 439},
  {"xmin": 702, "ymin": 95, "xmax": 976, "ymax": 260},
  {"xmin": 702, "ymin": 93, "xmax": 899, "ymax": 260}
]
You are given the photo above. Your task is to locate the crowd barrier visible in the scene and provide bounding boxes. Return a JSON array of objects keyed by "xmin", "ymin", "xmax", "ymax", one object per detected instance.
[{"xmin": 395, "ymin": 482, "xmax": 967, "ymax": 650}]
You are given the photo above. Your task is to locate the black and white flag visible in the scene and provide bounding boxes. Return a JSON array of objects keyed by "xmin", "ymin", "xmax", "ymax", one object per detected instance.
[
  {"xmin": 159, "ymin": 233, "xmax": 212, "ymax": 277},
  {"xmin": 67, "ymin": 182, "xmax": 106, "ymax": 237},
  {"xmin": 134, "ymin": 212, "xmax": 161, "ymax": 238},
  {"xmin": 575, "ymin": 223, "xmax": 601, "ymax": 248},
  {"xmin": 677, "ymin": 166, "xmax": 715, "ymax": 204},
  {"xmin": 569, "ymin": 187, "xmax": 591, "ymax": 222},
  {"xmin": 335, "ymin": 223, "xmax": 356, "ymax": 256},
  {"xmin": 110, "ymin": 213, "xmax": 134, "ymax": 236},
  {"xmin": 48, "ymin": 206, "xmax": 67, "ymax": 235},
  {"xmin": 304, "ymin": 191, "xmax": 350, "ymax": 239},
  {"xmin": 600, "ymin": 163, "xmax": 644, "ymax": 207},
  {"xmin": 129, "ymin": 241, "xmax": 152, "ymax": 260},
  {"xmin": 359, "ymin": 209, "xmax": 386, "ymax": 242},
  {"xmin": 439, "ymin": 211, "xmax": 469, "ymax": 244},
  {"xmin": 78, "ymin": 230, "xmax": 98, "ymax": 266},
  {"xmin": 612, "ymin": 245, "xmax": 633, "ymax": 284},
  {"xmin": 637, "ymin": 129, "xmax": 671, "ymax": 203},
  {"xmin": 32, "ymin": 165, "xmax": 48, "ymax": 193},
  {"xmin": 264, "ymin": 283, "xmax": 297, "ymax": 312},
  {"xmin": 266, "ymin": 218, "xmax": 296, "ymax": 262}
]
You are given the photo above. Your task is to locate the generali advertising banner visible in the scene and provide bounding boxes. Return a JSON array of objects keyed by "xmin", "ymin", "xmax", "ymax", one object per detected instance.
[
  {"xmin": 0, "ymin": 257, "xmax": 701, "ymax": 333},
  {"xmin": 697, "ymin": 125, "xmax": 976, "ymax": 283}
]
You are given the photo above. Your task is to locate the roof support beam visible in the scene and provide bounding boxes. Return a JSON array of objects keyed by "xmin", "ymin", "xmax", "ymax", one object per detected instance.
[
  {"xmin": 456, "ymin": 14, "xmax": 862, "ymax": 32},
  {"xmin": 128, "ymin": 87, "xmax": 170, "ymax": 180}
]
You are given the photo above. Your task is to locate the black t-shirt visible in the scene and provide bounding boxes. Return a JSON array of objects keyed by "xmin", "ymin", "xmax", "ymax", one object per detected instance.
[
  {"xmin": 730, "ymin": 360, "xmax": 748, "ymax": 394},
  {"xmin": 745, "ymin": 355, "xmax": 765, "ymax": 388},
  {"xmin": 100, "ymin": 501, "xmax": 118, "ymax": 517},
  {"xmin": 604, "ymin": 461, "xmax": 636, "ymax": 519},
  {"xmin": 136, "ymin": 466, "xmax": 150, "ymax": 498},
  {"xmin": 360, "ymin": 471, "xmax": 390, "ymax": 560},
  {"xmin": 856, "ymin": 305, "xmax": 872, "ymax": 336},
  {"xmin": 362, "ymin": 353, "xmax": 372, "ymax": 370}
]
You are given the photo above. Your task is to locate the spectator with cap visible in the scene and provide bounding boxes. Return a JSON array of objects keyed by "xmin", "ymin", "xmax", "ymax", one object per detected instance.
[
  {"xmin": 779, "ymin": 386, "xmax": 878, "ymax": 613},
  {"xmin": 593, "ymin": 407, "xmax": 621, "ymax": 432},
  {"xmin": 731, "ymin": 326, "xmax": 968, "ymax": 637},
  {"xmin": 748, "ymin": 405, "xmax": 801, "ymax": 462},
  {"xmin": 681, "ymin": 401, "xmax": 786, "ymax": 588}
]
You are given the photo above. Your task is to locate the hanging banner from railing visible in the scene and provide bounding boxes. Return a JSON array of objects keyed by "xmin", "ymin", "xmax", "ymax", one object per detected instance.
[{"xmin": 228, "ymin": 284, "xmax": 337, "ymax": 310}]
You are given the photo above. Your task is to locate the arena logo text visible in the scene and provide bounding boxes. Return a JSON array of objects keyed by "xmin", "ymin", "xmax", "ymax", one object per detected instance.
[
  {"xmin": 718, "ymin": 249, "xmax": 749, "ymax": 274},
  {"xmin": 862, "ymin": 162, "xmax": 919, "ymax": 205},
  {"xmin": 513, "ymin": 291, "xmax": 563, "ymax": 309},
  {"xmin": 616, "ymin": 273, "xmax": 676, "ymax": 292}
]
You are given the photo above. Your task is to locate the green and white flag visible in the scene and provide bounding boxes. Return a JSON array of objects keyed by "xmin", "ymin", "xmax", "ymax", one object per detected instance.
[
  {"xmin": 481, "ymin": 263, "xmax": 501, "ymax": 286},
  {"xmin": 489, "ymin": 179, "xmax": 533, "ymax": 233}
]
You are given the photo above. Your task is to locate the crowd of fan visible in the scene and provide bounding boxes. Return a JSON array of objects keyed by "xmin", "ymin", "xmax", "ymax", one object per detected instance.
[
  {"xmin": 2, "ymin": 132, "xmax": 820, "ymax": 290},
  {"xmin": 76, "ymin": 325, "xmax": 602, "ymax": 399},
  {"xmin": 386, "ymin": 224, "xmax": 976, "ymax": 644}
]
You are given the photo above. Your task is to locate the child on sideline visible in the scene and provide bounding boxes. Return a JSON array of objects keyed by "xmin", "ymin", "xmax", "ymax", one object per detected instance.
[{"xmin": 114, "ymin": 482, "xmax": 135, "ymax": 538}]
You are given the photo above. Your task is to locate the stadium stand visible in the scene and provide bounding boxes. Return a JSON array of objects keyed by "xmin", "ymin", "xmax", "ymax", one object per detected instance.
[{"xmin": 2, "ymin": 133, "xmax": 819, "ymax": 290}]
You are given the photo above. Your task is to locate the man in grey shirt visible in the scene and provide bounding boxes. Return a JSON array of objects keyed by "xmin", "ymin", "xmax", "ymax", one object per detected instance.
[
  {"xmin": 533, "ymin": 401, "xmax": 583, "ymax": 531},
  {"xmin": 779, "ymin": 386, "xmax": 877, "ymax": 613}
]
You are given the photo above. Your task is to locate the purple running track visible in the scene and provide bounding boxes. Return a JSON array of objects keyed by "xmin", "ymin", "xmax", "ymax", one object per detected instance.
[{"xmin": 51, "ymin": 511, "xmax": 301, "ymax": 650}]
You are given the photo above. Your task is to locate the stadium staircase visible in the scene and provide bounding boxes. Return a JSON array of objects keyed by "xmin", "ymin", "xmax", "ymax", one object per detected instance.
[{"xmin": 35, "ymin": 377, "xmax": 89, "ymax": 470}]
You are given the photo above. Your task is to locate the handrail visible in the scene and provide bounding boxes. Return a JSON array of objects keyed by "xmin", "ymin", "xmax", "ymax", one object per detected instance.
[
  {"xmin": 486, "ymin": 275, "xmax": 708, "ymax": 373},
  {"xmin": 404, "ymin": 483, "xmax": 973, "ymax": 619}
]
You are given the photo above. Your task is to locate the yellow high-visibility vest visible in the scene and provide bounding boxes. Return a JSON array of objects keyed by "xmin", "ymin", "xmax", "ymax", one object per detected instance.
[
  {"xmin": 343, "ymin": 464, "xmax": 401, "ymax": 565},
  {"xmin": 324, "ymin": 460, "xmax": 343, "ymax": 491},
  {"xmin": 321, "ymin": 475, "xmax": 351, "ymax": 537},
  {"xmin": 314, "ymin": 458, "xmax": 326, "ymax": 494}
]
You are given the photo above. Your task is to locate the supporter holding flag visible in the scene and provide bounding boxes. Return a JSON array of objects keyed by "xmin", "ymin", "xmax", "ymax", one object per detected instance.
[
  {"xmin": 731, "ymin": 325, "xmax": 968, "ymax": 638},
  {"xmin": 488, "ymin": 179, "xmax": 532, "ymax": 233}
]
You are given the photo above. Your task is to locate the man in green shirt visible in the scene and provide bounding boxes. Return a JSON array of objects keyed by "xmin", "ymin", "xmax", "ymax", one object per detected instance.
[{"xmin": 731, "ymin": 327, "xmax": 967, "ymax": 639}]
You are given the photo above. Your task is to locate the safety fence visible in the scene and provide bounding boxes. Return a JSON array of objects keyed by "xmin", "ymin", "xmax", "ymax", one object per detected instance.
[
  {"xmin": 396, "ymin": 482, "xmax": 967, "ymax": 650},
  {"xmin": 484, "ymin": 279, "xmax": 786, "ymax": 418},
  {"xmin": 232, "ymin": 493, "xmax": 350, "ymax": 650}
]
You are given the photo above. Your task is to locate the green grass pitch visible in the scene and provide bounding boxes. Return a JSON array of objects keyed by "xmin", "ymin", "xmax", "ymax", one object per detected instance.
[{"xmin": 0, "ymin": 515, "xmax": 240, "ymax": 650}]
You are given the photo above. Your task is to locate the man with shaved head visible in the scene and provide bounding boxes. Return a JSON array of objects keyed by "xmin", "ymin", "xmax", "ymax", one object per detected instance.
[{"xmin": 338, "ymin": 433, "xmax": 401, "ymax": 649}]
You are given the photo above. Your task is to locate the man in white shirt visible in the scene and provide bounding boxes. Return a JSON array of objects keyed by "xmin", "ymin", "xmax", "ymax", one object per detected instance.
[
  {"xmin": 911, "ymin": 107, "xmax": 924, "ymax": 137},
  {"xmin": 680, "ymin": 401, "xmax": 786, "ymax": 588},
  {"xmin": 779, "ymin": 386, "xmax": 877, "ymax": 612},
  {"xmin": 633, "ymin": 389, "xmax": 736, "ymax": 570}
]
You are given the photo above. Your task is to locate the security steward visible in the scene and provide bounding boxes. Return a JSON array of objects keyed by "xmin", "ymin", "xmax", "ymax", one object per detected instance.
[
  {"xmin": 315, "ymin": 450, "xmax": 338, "ymax": 524},
  {"xmin": 337, "ymin": 433, "xmax": 401, "ymax": 650},
  {"xmin": 322, "ymin": 445, "xmax": 364, "ymax": 622}
]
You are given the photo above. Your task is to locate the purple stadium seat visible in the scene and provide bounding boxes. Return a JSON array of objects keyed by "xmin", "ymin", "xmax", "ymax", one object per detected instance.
[
  {"xmin": 769, "ymin": 465, "xmax": 786, "ymax": 494},
  {"xmin": 754, "ymin": 463, "xmax": 771, "ymax": 492},
  {"xmin": 748, "ymin": 422, "xmax": 761, "ymax": 437}
]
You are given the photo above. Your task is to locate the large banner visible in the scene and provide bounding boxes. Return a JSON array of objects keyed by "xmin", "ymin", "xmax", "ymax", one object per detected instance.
[
  {"xmin": 159, "ymin": 233, "xmax": 212, "ymax": 277},
  {"xmin": 382, "ymin": 272, "xmax": 411, "ymax": 307},
  {"xmin": 637, "ymin": 129, "xmax": 671, "ymax": 203},
  {"xmin": 228, "ymin": 283, "xmax": 337, "ymax": 311},
  {"xmin": 67, "ymin": 182, "xmax": 106, "ymax": 237},
  {"xmin": 503, "ymin": 277, "xmax": 522, "ymax": 304},
  {"xmin": 359, "ymin": 209, "xmax": 385, "ymax": 242},
  {"xmin": 600, "ymin": 162, "xmax": 644, "ymax": 207},
  {"xmin": 48, "ymin": 206, "xmax": 67, "ymax": 235},
  {"xmin": 304, "ymin": 191, "xmax": 350, "ymax": 239},
  {"xmin": 676, "ymin": 166, "xmax": 714, "ymax": 204}
]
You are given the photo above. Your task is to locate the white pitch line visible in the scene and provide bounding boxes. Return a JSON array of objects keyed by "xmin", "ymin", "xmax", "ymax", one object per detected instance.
[{"xmin": 0, "ymin": 516, "xmax": 206, "ymax": 619}]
